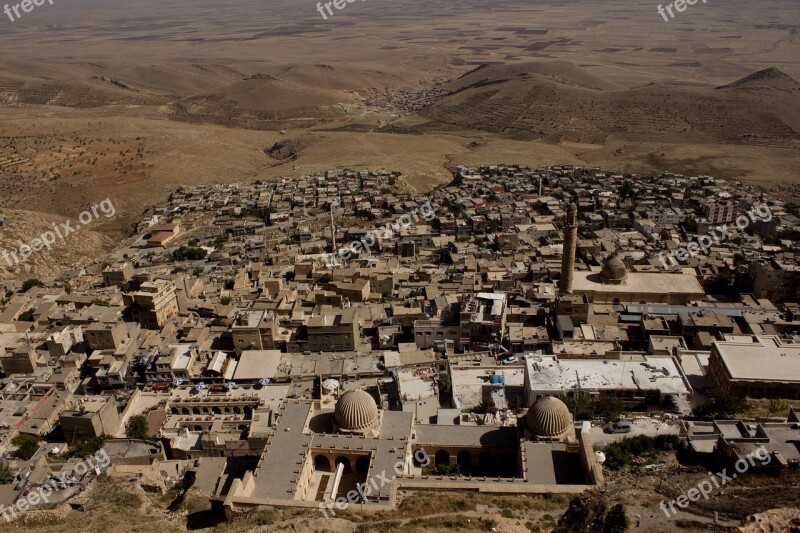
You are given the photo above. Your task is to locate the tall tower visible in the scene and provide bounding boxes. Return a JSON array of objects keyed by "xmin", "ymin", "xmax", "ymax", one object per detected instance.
[
  {"xmin": 559, "ymin": 203, "xmax": 578, "ymax": 295},
  {"xmin": 330, "ymin": 202, "xmax": 337, "ymax": 253}
]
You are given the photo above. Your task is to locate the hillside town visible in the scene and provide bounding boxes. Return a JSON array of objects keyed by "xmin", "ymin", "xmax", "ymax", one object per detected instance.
[{"xmin": 1, "ymin": 164, "xmax": 799, "ymax": 523}]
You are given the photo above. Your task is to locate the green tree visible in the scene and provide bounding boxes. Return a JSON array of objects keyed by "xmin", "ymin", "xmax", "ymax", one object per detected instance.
[
  {"xmin": 171, "ymin": 246, "xmax": 207, "ymax": 261},
  {"xmin": 603, "ymin": 435, "xmax": 681, "ymax": 470},
  {"xmin": 434, "ymin": 246, "xmax": 453, "ymax": 265},
  {"xmin": 438, "ymin": 373, "xmax": 452, "ymax": 398},
  {"xmin": 560, "ymin": 391, "xmax": 594, "ymax": 421},
  {"xmin": 693, "ymin": 389, "xmax": 749, "ymax": 419},
  {"xmin": 71, "ymin": 436, "xmax": 106, "ymax": 458},
  {"xmin": 11, "ymin": 434, "xmax": 40, "ymax": 460},
  {"xmin": 596, "ymin": 396, "xmax": 625, "ymax": 422},
  {"xmin": 21, "ymin": 279, "xmax": 43, "ymax": 293},
  {"xmin": 432, "ymin": 463, "xmax": 462, "ymax": 476},
  {"xmin": 125, "ymin": 415, "xmax": 149, "ymax": 440}
]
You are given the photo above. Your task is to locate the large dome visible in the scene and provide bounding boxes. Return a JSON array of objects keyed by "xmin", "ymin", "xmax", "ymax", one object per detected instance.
[
  {"xmin": 334, "ymin": 389, "xmax": 379, "ymax": 433},
  {"xmin": 600, "ymin": 256, "xmax": 628, "ymax": 284},
  {"xmin": 526, "ymin": 396, "xmax": 573, "ymax": 440}
]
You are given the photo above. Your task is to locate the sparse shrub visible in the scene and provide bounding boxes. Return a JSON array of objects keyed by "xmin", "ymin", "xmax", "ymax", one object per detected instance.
[{"xmin": 21, "ymin": 278, "xmax": 43, "ymax": 292}]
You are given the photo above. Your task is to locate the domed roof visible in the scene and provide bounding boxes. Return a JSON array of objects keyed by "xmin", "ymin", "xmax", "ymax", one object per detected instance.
[
  {"xmin": 601, "ymin": 256, "xmax": 628, "ymax": 283},
  {"xmin": 335, "ymin": 389, "xmax": 379, "ymax": 433},
  {"xmin": 526, "ymin": 396, "xmax": 573, "ymax": 439}
]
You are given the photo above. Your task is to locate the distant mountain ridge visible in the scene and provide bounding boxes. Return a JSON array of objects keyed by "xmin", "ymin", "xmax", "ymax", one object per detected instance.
[{"xmin": 719, "ymin": 67, "xmax": 800, "ymax": 92}]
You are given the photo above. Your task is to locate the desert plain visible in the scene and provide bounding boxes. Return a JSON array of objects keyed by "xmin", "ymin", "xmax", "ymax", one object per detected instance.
[{"xmin": 0, "ymin": 0, "xmax": 799, "ymax": 276}]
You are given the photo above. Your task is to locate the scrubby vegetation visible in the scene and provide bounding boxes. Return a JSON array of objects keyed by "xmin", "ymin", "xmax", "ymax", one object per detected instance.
[
  {"xmin": 560, "ymin": 391, "xmax": 626, "ymax": 422},
  {"xmin": 171, "ymin": 246, "xmax": 207, "ymax": 261},
  {"xmin": 603, "ymin": 434, "xmax": 682, "ymax": 469},
  {"xmin": 693, "ymin": 388, "xmax": 749, "ymax": 419},
  {"xmin": 11, "ymin": 434, "xmax": 40, "ymax": 460},
  {"xmin": 125, "ymin": 415, "xmax": 149, "ymax": 440}
]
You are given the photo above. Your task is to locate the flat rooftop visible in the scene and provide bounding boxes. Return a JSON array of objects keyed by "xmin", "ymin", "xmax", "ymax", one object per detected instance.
[
  {"xmin": 525, "ymin": 355, "xmax": 690, "ymax": 396},
  {"xmin": 713, "ymin": 336, "xmax": 800, "ymax": 383},
  {"xmin": 572, "ymin": 271, "xmax": 704, "ymax": 295},
  {"xmin": 233, "ymin": 350, "xmax": 282, "ymax": 381},
  {"xmin": 451, "ymin": 366, "xmax": 526, "ymax": 410}
]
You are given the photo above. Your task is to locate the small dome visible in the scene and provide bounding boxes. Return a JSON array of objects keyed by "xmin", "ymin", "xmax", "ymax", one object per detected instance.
[
  {"xmin": 601, "ymin": 256, "xmax": 627, "ymax": 283},
  {"xmin": 335, "ymin": 389, "xmax": 379, "ymax": 433},
  {"xmin": 526, "ymin": 396, "xmax": 573, "ymax": 439}
]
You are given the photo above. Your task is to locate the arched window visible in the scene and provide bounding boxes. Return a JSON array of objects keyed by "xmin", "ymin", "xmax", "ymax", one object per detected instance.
[
  {"xmin": 314, "ymin": 455, "xmax": 332, "ymax": 472},
  {"xmin": 434, "ymin": 450, "xmax": 450, "ymax": 468},
  {"xmin": 334, "ymin": 456, "xmax": 352, "ymax": 474},
  {"xmin": 355, "ymin": 456, "xmax": 370, "ymax": 475},
  {"xmin": 457, "ymin": 451, "xmax": 472, "ymax": 473}
]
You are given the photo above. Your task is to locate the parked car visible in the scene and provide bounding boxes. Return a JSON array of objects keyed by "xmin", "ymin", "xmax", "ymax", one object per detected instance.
[
  {"xmin": 605, "ymin": 420, "xmax": 633, "ymax": 433},
  {"xmin": 501, "ymin": 356, "xmax": 518, "ymax": 365}
]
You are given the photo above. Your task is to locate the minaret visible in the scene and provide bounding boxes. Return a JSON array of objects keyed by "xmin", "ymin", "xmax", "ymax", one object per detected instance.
[
  {"xmin": 560, "ymin": 203, "xmax": 578, "ymax": 295},
  {"xmin": 330, "ymin": 203, "xmax": 337, "ymax": 252}
]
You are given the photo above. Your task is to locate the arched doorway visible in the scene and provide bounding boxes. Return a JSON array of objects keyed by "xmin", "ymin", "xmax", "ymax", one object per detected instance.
[
  {"xmin": 335, "ymin": 456, "xmax": 352, "ymax": 474},
  {"xmin": 314, "ymin": 455, "xmax": 331, "ymax": 472},
  {"xmin": 501, "ymin": 452, "xmax": 517, "ymax": 478},
  {"xmin": 457, "ymin": 451, "xmax": 472, "ymax": 473},
  {"xmin": 355, "ymin": 456, "xmax": 370, "ymax": 475},
  {"xmin": 478, "ymin": 451, "xmax": 494, "ymax": 476},
  {"xmin": 435, "ymin": 450, "xmax": 450, "ymax": 468}
]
